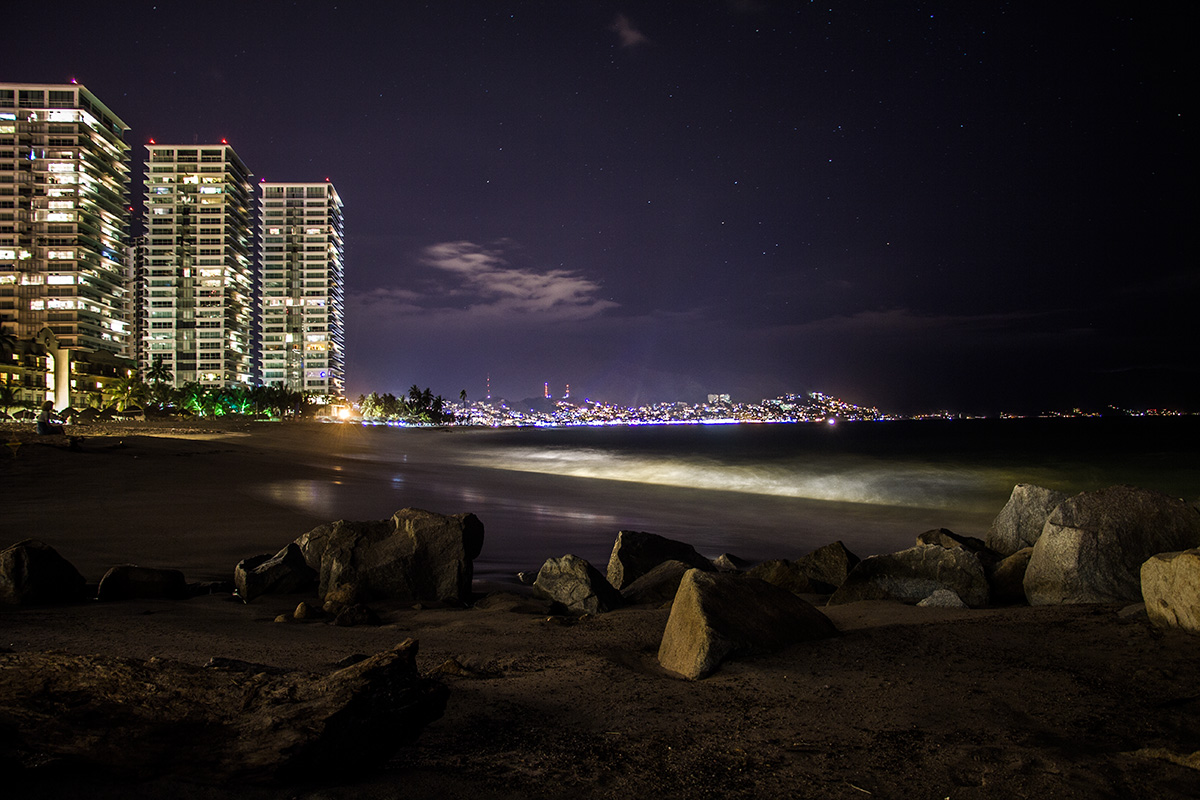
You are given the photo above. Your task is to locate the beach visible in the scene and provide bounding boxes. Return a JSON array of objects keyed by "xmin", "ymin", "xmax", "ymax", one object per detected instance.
[{"xmin": 2, "ymin": 421, "xmax": 1199, "ymax": 798}]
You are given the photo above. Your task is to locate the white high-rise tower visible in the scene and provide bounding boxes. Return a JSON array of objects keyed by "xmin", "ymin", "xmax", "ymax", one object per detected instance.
[
  {"xmin": 257, "ymin": 181, "xmax": 344, "ymax": 400},
  {"xmin": 140, "ymin": 142, "xmax": 254, "ymax": 388}
]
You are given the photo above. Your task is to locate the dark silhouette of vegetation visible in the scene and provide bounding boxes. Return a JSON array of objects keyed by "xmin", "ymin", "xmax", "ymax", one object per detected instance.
[{"xmin": 357, "ymin": 387, "xmax": 454, "ymax": 425}]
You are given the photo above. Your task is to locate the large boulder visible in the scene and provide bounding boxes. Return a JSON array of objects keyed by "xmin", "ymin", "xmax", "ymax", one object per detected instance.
[
  {"xmin": 620, "ymin": 559, "xmax": 693, "ymax": 605},
  {"xmin": 0, "ymin": 539, "xmax": 86, "ymax": 605},
  {"xmin": 97, "ymin": 564, "xmax": 189, "ymax": 601},
  {"xmin": 0, "ymin": 639, "xmax": 447, "ymax": 783},
  {"xmin": 235, "ymin": 543, "xmax": 318, "ymax": 603},
  {"xmin": 827, "ymin": 544, "xmax": 990, "ymax": 607},
  {"xmin": 794, "ymin": 540, "xmax": 860, "ymax": 589},
  {"xmin": 987, "ymin": 484, "xmax": 1070, "ymax": 556},
  {"xmin": 1024, "ymin": 486, "xmax": 1200, "ymax": 605},
  {"xmin": 657, "ymin": 570, "xmax": 837, "ymax": 680},
  {"xmin": 1141, "ymin": 549, "xmax": 1200, "ymax": 633},
  {"xmin": 295, "ymin": 509, "xmax": 484, "ymax": 604},
  {"xmin": 533, "ymin": 554, "xmax": 624, "ymax": 614},
  {"xmin": 606, "ymin": 530, "xmax": 713, "ymax": 590}
]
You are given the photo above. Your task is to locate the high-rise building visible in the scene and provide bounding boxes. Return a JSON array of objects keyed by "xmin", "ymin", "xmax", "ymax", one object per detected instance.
[
  {"xmin": 257, "ymin": 181, "xmax": 344, "ymax": 400},
  {"xmin": 0, "ymin": 82, "xmax": 132, "ymax": 355},
  {"xmin": 141, "ymin": 142, "xmax": 254, "ymax": 388}
]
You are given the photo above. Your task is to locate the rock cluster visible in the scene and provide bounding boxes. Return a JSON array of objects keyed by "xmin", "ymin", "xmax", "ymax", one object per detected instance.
[{"xmin": 1024, "ymin": 486, "xmax": 1200, "ymax": 605}]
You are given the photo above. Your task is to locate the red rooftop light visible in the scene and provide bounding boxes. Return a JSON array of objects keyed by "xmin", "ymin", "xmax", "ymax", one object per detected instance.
[
  {"xmin": 221, "ymin": 138, "xmax": 228, "ymax": 144},
  {"xmin": 149, "ymin": 138, "xmax": 156, "ymax": 144}
]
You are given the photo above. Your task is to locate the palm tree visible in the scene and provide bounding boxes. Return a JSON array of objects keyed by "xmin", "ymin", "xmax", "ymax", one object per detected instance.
[
  {"xmin": 105, "ymin": 375, "xmax": 149, "ymax": 411},
  {"xmin": 0, "ymin": 327, "xmax": 16, "ymax": 361},
  {"xmin": 145, "ymin": 355, "xmax": 173, "ymax": 386},
  {"xmin": 0, "ymin": 385, "xmax": 16, "ymax": 415}
]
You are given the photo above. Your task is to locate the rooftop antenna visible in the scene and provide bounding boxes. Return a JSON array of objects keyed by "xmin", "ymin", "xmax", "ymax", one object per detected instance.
[
  {"xmin": 486, "ymin": 373, "xmax": 491, "ymax": 401},
  {"xmin": 565, "ymin": 383, "xmax": 570, "ymax": 399},
  {"xmin": 544, "ymin": 382, "xmax": 550, "ymax": 399}
]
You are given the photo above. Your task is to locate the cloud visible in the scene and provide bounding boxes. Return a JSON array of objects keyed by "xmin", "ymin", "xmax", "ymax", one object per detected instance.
[
  {"xmin": 610, "ymin": 14, "xmax": 650, "ymax": 48},
  {"xmin": 349, "ymin": 240, "xmax": 619, "ymax": 324}
]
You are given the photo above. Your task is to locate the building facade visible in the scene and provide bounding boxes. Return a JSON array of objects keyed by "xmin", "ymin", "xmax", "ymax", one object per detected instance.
[
  {"xmin": 258, "ymin": 181, "xmax": 344, "ymax": 400},
  {"xmin": 141, "ymin": 143, "xmax": 254, "ymax": 388},
  {"xmin": 0, "ymin": 82, "xmax": 133, "ymax": 357}
]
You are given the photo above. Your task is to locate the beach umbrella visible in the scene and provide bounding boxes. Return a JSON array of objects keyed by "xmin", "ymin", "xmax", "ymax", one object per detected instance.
[{"xmin": 13, "ymin": 409, "xmax": 34, "ymax": 420}]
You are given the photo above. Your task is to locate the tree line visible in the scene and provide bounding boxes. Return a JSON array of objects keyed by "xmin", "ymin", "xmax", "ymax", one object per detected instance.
[{"xmin": 356, "ymin": 385, "xmax": 456, "ymax": 425}]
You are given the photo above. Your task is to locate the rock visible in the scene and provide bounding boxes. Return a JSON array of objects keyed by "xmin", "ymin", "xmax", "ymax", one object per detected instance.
[
  {"xmin": 793, "ymin": 540, "xmax": 860, "ymax": 589},
  {"xmin": 746, "ymin": 559, "xmax": 833, "ymax": 595},
  {"xmin": 657, "ymin": 570, "xmax": 837, "ymax": 680},
  {"xmin": 96, "ymin": 564, "xmax": 189, "ymax": 601},
  {"xmin": 334, "ymin": 603, "xmax": 380, "ymax": 627},
  {"xmin": 533, "ymin": 554, "xmax": 624, "ymax": 614},
  {"xmin": 620, "ymin": 559, "xmax": 693, "ymax": 605},
  {"xmin": 712, "ymin": 553, "xmax": 753, "ymax": 572},
  {"xmin": 1141, "ymin": 548, "xmax": 1200, "ymax": 633},
  {"xmin": 516, "ymin": 571, "xmax": 537, "ymax": 585},
  {"xmin": 987, "ymin": 484, "xmax": 1070, "ymax": 556},
  {"xmin": 295, "ymin": 508, "xmax": 484, "ymax": 604},
  {"xmin": 989, "ymin": 547, "xmax": 1034, "ymax": 605},
  {"xmin": 293, "ymin": 601, "xmax": 317, "ymax": 620},
  {"xmin": 917, "ymin": 589, "xmax": 967, "ymax": 608},
  {"xmin": 0, "ymin": 539, "xmax": 86, "ymax": 605},
  {"xmin": 828, "ymin": 544, "xmax": 990, "ymax": 607},
  {"xmin": 917, "ymin": 528, "xmax": 992, "ymax": 554},
  {"xmin": 0, "ymin": 640, "xmax": 447, "ymax": 783},
  {"xmin": 1024, "ymin": 486, "xmax": 1200, "ymax": 605},
  {"xmin": 324, "ymin": 583, "xmax": 360, "ymax": 606},
  {"xmin": 234, "ymin": 542, "xmax": 317, "ymax": 603},
  {"xmin": 606, "ymin": 530, "xmax": 713, "ymax": 590}
]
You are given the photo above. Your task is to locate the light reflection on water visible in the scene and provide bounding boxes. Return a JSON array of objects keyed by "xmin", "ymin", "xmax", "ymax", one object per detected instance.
[
  {"xmin": 245, "ymin": 418, "xmax": 1199, "ymax": 582},
  {"xmin": 454, "ymin": 446, "xmax": 1008, "ymax": 511}
]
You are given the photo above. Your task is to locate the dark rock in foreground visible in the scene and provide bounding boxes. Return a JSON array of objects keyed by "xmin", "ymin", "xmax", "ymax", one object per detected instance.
[
  {"xmin": 828, "ymin": 544, "xmax": 990, "ymax": 607},
  {"xmin": 295, "ymin": 508, "xmax": 484, "ymax": 604},
  {"xmin": 606, "ymin": 530, "xmax": 713, "ymax": 590},
  {"xmin": 1025, "ymin": 486, "xmax": 1200, "ymax": 605},
  {"xmin": 534, "ymin": 554, "xmax": 624, "ymax": 614},
  {"xmin": 0, "ymin": 539, "xmax": 86, "ymax": 605},
  {"xmin": 0, "ymin": 639, "xmax": 447, "ymax": 783},
  {"xmin": 658, "ymin": 569, "xmax": 837, "ymax": 680},
  {"xmin": 97, "ymin": 564, "xmax": 189, "ymax": 601}
]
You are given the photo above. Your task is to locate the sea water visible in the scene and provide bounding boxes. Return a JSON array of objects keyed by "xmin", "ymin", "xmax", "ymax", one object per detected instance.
[{"xmin": 256, "ymin": 417, "xmax": 1200, "ymax": 583}]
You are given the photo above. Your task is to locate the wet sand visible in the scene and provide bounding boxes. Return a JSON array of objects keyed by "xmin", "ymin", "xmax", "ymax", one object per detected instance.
[{"xmin": 2, "ymin": 421, "xmax": 1199, "ymax": 798}]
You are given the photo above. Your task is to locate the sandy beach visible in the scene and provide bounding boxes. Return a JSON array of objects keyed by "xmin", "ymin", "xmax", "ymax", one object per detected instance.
[{"xmin": 2, "ymin": 421, "xmax": 1199, "ymax": 799}]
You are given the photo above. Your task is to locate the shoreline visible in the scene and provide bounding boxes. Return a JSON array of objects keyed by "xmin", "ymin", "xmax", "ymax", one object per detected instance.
[{"xmin": 3, "ymin": 419, "xmax": 1200, "ymax": 797}]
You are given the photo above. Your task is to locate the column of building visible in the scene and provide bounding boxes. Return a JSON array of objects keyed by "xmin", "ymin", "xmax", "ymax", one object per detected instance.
[
  {"xmin": 258, "ymin": 181, "xmax": 345, "ymax": 401},
  {"xmin": 0, "ymin": 81, "xmax": 135, "ymax": 409},
  {"xmin": 140, "ymin": 143, "xmax": 254, "ymax": 388}
]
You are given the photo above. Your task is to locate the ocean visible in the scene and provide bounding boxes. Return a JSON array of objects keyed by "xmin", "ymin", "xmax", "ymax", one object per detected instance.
[{"xmin": 254, "ymin": 417, "xmax": 1200, "ymax": 583}]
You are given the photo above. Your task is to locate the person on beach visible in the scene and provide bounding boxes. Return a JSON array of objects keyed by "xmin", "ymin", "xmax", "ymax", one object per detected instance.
[{"xmin": 36, "ymin": 401, "xmax": 65, "ymax": 436}]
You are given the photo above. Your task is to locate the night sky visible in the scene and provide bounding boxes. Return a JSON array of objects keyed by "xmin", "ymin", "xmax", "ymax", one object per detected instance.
[{"xmin": 11, "ymin": 2, "xmax": 1194, "ymax": 413}]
